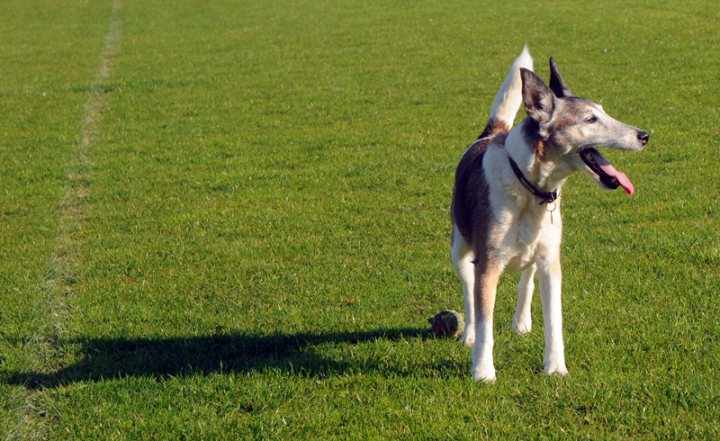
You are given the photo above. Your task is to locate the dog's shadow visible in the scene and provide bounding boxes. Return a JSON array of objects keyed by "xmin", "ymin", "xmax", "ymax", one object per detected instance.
[{"xmin": 4, "ymin": 327, "xmax": 450, "ymax": 389}]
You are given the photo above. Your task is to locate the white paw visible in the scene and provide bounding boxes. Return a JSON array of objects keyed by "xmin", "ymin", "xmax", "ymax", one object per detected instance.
[
  {"xmin": 472, "ymin": 364, "xmax": 496, "ymax": 383},
  {"xmin": 544, "ymin": 361, "xmax": 568, "ymax": 377},
  {"xmin": 511, "ymin": 315, "xmax": 532, "ymax": 335},
  {"xmin": 460, "ymin": 326, "xmax": 475, "ymax": 347}
]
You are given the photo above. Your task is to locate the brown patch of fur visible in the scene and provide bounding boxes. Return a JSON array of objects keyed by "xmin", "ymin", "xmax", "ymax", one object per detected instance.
[
  {"xmin": 474, "ymin": 258, "xmax": 501, "ymax": 322},
  {"xmin": 477, "ymin": 118, "xmax": 511, "ymax": 139},
  {"xmin": 535, "ymin": 139, "xmax": 547, "ymax": 159}
]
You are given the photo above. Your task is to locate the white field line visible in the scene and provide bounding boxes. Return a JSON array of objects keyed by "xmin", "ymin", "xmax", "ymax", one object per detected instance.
[
  {"xmin": 10, "ymin": 0, "xmax": 122, "ymax": 438},
  {"xmin": 36, "ymin": 0, "xmax": 122, "ymax": 372}
]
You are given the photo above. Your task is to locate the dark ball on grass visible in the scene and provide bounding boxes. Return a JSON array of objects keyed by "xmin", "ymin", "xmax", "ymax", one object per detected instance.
[{"xmin": 428, "ymin": 310, "xmax": 464, "ymax": 338}]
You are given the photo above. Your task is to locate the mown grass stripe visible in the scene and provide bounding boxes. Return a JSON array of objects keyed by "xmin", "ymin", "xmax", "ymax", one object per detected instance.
[{"xmin": 11, "ymin": 1, "xmax": 122, "ymax": 438}]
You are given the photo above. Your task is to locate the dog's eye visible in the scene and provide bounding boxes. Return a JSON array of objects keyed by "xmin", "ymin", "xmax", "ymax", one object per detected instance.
[{"xmin": 584, "ymin": 115, "xmax": 598, "ymax": 123}]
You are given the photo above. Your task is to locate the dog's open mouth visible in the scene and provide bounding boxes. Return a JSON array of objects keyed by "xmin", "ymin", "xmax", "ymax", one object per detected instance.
[{"xmin": 579, "ymin": 148, "xmax": 634, "ymax": 196}]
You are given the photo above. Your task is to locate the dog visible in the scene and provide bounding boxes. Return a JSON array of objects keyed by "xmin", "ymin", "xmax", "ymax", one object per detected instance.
[{"xmin": 450, "ymin": 46, "xmax": 649, "ymax": 382}]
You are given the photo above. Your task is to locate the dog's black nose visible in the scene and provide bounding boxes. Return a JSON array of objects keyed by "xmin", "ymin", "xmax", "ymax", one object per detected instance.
[{"xmin": 637, "ymin": 131, "xmax": 649, "ymax": 145}]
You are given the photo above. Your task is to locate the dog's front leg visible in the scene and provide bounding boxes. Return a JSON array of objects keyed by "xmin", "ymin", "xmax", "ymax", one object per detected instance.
[
  {"xmin": 512, "ymin": 263, "xmax": 536, "ymax": 334},
  {"xmin": 472, "ymin": 258, "xmax": 501, "ymax": 382},
  {"xmin": 538, "ymin": 255, "xmax": 568, "ymax": 376}
]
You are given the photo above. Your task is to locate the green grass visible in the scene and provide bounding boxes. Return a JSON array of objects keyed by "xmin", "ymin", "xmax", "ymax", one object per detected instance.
[{"xmin": 1, "ymin": 0, "xmax": 719, "ymax": 439}]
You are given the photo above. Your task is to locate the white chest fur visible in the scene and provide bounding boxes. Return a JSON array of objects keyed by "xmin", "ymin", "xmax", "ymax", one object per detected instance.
[{"xmin": 484, "ymin": 147, "xmax": 563, "ymax": 272}]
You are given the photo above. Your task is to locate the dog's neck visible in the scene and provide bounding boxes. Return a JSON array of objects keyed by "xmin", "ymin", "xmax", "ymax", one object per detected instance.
[{"xmin": 505, "ymin": 119, "xmax": 574, "ymax": 199}]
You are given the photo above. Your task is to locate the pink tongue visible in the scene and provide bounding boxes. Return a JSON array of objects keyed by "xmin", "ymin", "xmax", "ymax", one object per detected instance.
[{"xmin": 596, "ymin": 155, "xmax": 634, "ymax": 196}]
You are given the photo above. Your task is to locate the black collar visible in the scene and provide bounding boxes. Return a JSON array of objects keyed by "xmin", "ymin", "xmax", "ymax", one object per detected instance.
[{"xmin": 507, "ymin": 154, "xmax": 558, "ymax": 205}]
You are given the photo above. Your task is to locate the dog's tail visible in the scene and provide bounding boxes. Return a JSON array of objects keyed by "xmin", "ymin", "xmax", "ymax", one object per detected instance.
[{"xmin": 477, "ymin": 45, "xmax": 533, "ymax": 139}]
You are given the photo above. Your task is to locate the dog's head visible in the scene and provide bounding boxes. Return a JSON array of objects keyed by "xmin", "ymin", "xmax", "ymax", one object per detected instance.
[{"xmin": 519, "ymin": 60, "xmax": 649, "ymax": 195}]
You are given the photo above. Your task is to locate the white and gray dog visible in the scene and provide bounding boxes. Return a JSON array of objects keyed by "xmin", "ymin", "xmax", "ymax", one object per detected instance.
[{"xmin": 451, "ymin": 47, "xmax": 649, "ymax": 381}]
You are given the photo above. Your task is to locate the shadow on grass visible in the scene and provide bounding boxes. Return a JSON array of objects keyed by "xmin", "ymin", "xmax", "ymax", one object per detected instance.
[{"xmin": 4, "ymin": 327, "xmax": 447, "ymax": 389}]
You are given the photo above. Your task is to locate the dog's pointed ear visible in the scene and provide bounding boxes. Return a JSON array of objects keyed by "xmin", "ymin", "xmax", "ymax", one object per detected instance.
[
  {"xmin": 549, "ymin": 57, "xmax": 573, "ymax": 98},
  {"xmin": 520, "ymin": 68, "xmax": 555, "ymax": 123}
]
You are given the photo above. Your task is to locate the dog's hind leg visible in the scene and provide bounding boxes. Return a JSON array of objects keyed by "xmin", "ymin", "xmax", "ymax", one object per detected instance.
[
  {"xmin": 451, "ymin": 225, "xmax": 476, "ymax": 347},
  {"xmin": 472, "ymin": 258, "xmax": 502, "ymax": 382},
  {"xmin": 512, "ymin": 264, "xmax": 536, "ymax": 334}
]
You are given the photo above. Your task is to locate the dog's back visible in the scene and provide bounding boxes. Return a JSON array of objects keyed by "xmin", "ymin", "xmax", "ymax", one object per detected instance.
[{"xmin": 451, "ymin": 46, "xmax": 532, "ymax": 248}]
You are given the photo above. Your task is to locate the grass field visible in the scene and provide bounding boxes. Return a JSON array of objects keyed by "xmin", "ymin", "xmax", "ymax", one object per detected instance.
[{"xmin": 1, "ymin": 0, "xmax": 719, "ymax": 439}]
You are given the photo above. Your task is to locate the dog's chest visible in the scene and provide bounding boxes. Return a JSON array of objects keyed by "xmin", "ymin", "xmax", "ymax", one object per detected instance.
[{"xmin": 491, "ymin": 203, "xmax": 558, "ymax": 272}]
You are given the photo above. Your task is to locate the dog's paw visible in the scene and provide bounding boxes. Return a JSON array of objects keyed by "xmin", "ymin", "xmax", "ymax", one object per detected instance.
[
  {"xmin": 472, "ymin": 365, "xmax": 496, "ymax": 383},
  {"xmin": 511, "ymin": 315, "xmax": 532, "ymax": 335},
  {"xmin": 543, "ymin": 361, "xmax": 568, "ymax": 377},
  {"xmin": 460, "ymin": 327, "xmax": 475, "ymax": 347}
]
